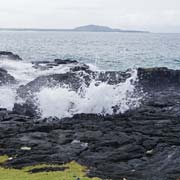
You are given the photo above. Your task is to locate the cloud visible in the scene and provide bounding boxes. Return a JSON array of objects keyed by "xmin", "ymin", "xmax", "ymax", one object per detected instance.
[{"xmin": 0, "ymin": 0, "xmax": 179, "ymax": 32}]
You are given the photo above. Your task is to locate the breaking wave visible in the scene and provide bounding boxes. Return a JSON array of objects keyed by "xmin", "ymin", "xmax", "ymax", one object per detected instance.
[
  {"xmin": 0, "ymin": 58, "xmax": 142, "ymax": 118},
  {"xmin": 35, "ymin": 70, "xmax": 141, "ymax": 118}
]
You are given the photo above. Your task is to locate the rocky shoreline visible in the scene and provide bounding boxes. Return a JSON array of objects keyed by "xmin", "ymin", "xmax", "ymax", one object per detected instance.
[
  {"xmin": 1, "ymin": 100, "xmax": 180, "ymax": 180},
  {"xmin": 0, "ymin": 52, "xmax": 180, "ymax": 180}
]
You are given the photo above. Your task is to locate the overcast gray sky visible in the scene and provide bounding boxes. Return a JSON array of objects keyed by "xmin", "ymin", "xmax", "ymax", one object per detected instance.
[{"xmin": 0, "ymin": 0, "xmax": 180, "ymax": 32}]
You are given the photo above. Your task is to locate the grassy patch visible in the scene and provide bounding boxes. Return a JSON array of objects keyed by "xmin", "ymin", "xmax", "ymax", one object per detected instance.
[
  {"xmin": 0, "ymin": 156, "xmax": 101, "ymax": 180},
  {"xmin": 0, "ymin": 155, "xmax": 9, "ymax": 163}
]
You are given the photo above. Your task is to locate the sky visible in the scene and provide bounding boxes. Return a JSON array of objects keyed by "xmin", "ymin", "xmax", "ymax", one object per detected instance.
[{"xmin": 0, "ymin": 0, "xmax": 180, "ymax": 32}]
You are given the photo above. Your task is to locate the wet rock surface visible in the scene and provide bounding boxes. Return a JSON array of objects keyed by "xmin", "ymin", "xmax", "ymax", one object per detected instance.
[
  {"xmin": 0, "ymin": 68, "xmax": 16, "ymax": 85},
  {"xmin": 32, "ymin": 58, "xmax": 88, "ymax": 71},
  {"xmin": 16, "ymin": 72, "xmax": 87, "ymax": 99},
  {"xmin": 16, "ymin": 71, "xmax": 130, "ymax": 99},
  {"xmin": 1, "ymin": 88, "xmax": 180, "ymax": 180},
  {"xmin": 0, "ymin": 51, "xmax": 22, "ymax": 61},
  {"xmin": 1, "ymin": 63, "xmax": 180, "ymax": 179}
]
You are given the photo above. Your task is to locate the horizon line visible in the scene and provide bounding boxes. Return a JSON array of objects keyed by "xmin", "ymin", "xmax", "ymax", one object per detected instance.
[
  {"xmin": 0, "ymin": 27, "xmax": 179, "ymax": 34},
  {"xmin": 0, "ymin": 27, "xmax": 151, "ymax": 33},
  {"xmin": 0, "ymin": 24, "xmax": 150, "ymax": 33}
]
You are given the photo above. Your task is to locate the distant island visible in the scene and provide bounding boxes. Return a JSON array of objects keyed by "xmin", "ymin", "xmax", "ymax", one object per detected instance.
[
  {"xmin": 0, "ymin": 24, "xmax": 149, "ymax": 33},
  {"xmin": 73, "ymin": 25, "xmax": 149, "ymax": 33}
]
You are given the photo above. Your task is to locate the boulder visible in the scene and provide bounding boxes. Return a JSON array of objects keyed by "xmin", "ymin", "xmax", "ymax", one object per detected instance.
[
  {"xmin": 16, "ymin": 72, "xmax": 90, "ymax": 98},
  {"xmin": 0, "ymin": 51, "xmax": 22, "ymax": 60},
  {"xmin": 32, "ymin": 59, "xmax": 87, "ymax": 71},
  {"xmin": 54, "ymin": 59, "xmax": 78, "ymax": 64},
  {"xmin": 0, "ymin": 68, "xmax": 16, "ymax": 85},
  {"xmin": 138, "ymin": 67, "xmax": 180, "ymax": 90}
]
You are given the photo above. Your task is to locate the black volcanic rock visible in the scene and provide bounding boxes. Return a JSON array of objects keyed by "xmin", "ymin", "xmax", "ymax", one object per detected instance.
[
  {"xmin": 0, "ymin": 51, "xmax": 22, "ymax": 60},
  {"xmin": 1, "ymin": 95, "xmax": 180, "ymax": 180},
  {"xmin": 0, "ymin": 68, "xmax": 16, "ymax": 85},
  {"xmin": 16, "ymin": 72, "xmax": 90, "ymax": 98},
  {"xmin": 32, "ymin": 59, "xmax": 89, "ymax": 71},
  {"xmin": 138, "ymin": 67, "xmax": 180, "ymax": 90},
  {"xmin": 54, "ymin": 59, "xmax": 78, "ymax": 64},
  {"xmin": 13, "ymin": 102, "xmax": 39, "ymax": 117},
  {"xmin": 1, "ymin": 67, "xmax": 180, "ymax": 180},
  {"xmin": 16, "ymin": 66, "xmax": 132, "ymax": 100}
]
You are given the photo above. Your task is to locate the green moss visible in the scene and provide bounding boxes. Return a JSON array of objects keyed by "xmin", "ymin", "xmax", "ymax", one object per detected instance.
[
  {"xmin": 0, "ymin": 156, "xmax": 102, "ymax": 180},
  {"xmin": 0, "ymin": 155, "xmax": 9, "ymax": 163}
]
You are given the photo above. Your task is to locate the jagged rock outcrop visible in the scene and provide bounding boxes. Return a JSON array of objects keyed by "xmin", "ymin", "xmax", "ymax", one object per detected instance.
[
  {"xmin": 138, "ymin": 67, "xmax": 180, "ymax": 89},
  {"xmin": 17, "ymin": 72, "xmax": 88, "ymax": 98},
  {"xmin": 0, "ymin": 51, "xmax": 22, "ymax": 60},
  {"xmin": 54, "ymin": 58, "xmax": 78, "ymax": 64},
  {"xmin": 0, "ymin": 68, "xmax": 16, "ymax": 85},
  {"xmin": 32, "ymin": 58, "xmax": 89, "ymax": 71}
]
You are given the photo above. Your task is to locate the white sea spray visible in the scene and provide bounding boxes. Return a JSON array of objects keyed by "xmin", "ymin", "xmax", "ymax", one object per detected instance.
[
  {"xmin": 0, "ymin": 58, "xmax": 142, "ymax": 118},
  {"xmin": 35, "ymin": 69, "xmax": 141, "ymax": 118}
]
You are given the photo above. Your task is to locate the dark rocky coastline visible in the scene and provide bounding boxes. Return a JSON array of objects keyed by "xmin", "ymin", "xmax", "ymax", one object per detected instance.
[
  {"xmin": 0, "ymin": 52, "xmax": 180, "ymax": 180},
  {"xmin": 1, "ymin": 98, "xmax": 180, "ymax": 180}
]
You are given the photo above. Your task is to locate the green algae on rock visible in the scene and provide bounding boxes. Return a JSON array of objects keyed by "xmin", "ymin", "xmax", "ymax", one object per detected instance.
[{"xmin": 0, "ymin": 156, "xmax": 101, "ymax": 180}]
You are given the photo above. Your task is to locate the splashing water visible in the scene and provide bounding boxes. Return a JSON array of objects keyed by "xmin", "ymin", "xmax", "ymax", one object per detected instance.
[
  {"xmin": 0, "ymin": 59, "xmax": 71, "ymax": 84},
  {"xmin": 0, "ymin": 86, "xmax": 17, "ymax": 110},
  {"xmin": 0, "ymin": 59, "xmax": 71, "ymax": 110},
  {"xmin": 0, "ymin": 58, "xmax": 142, "ymax": 118},
  {"xmin": 35, "ymin": 69, "xmax": 141, "ymax": 118}
]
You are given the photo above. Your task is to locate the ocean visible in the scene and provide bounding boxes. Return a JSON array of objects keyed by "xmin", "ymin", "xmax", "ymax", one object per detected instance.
[
  {"xmin": 0, "ymin": 31, "xmax": 180, "ymax": 71},
  {"xmin": 0, "ymin": 31, "xmax": 180, "ymax": 118}
]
